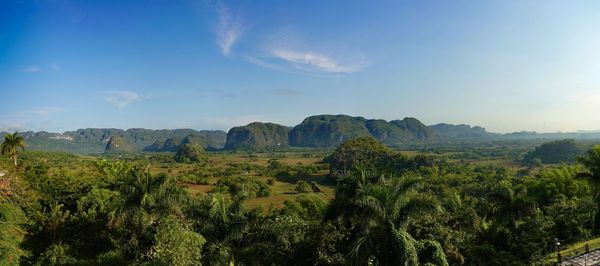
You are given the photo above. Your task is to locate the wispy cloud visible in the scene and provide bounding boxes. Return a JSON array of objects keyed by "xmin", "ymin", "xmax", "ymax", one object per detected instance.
[
  {"xmin": 216, "ymin": 5, "xmax": 242, "ymax": 56},
  {"xmin": 103, "ymin": 90, "xmax": 139, "ymax": 109},
  {"xmin": 22, "ymin": 66, "xmax": 40, "ymax": 73},
  {"xmin": 247, "ymin": 48, "xmax": 365, "ymax": 75},
  {"xmin": 271, "ymin": 49, "xmax": 363, "ymax": 73}
]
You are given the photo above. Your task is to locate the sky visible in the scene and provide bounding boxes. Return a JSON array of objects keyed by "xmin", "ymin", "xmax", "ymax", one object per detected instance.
[{"xmin": 1, "ymin": 0, "xmax": 600, "ymax": 133}]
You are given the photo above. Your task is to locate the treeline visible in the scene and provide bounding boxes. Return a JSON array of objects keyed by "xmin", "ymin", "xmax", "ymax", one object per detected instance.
[{"xmin": 2, "ymin": 136, "xmax": 600, "ymax": 265}]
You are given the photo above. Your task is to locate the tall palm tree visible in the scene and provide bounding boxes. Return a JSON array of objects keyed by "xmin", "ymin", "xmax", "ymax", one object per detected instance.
[
  {"xmin": 111, "ymin": 166, "xmax": 186, "ymax": 259},
  {"xmin": 487, "ymin": 186, "xmax": 531, "ymax": 229},
  {"xmin": 327, "ymin": 170, "xmax": 447, "ymax": 265},
  {"xmin": 186, "ymin": 193, "xmax": 249, "ymax": 266},
  {"xmin": 1, "ymin": 132, "xmax": 27, "ymax": 167}
]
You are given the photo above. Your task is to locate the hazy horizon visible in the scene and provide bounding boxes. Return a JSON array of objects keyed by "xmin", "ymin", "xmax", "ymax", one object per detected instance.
[
  {"xmin": 2, "ymin": 0, "xmax": 600, "ymax": 133},
  {"xmin": 2, "ymin": 113, "xmax": 600, "ymax": 135}
]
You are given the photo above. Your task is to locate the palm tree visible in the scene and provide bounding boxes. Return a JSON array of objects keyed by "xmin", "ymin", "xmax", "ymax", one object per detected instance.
[
  {"xmin": 327, "ymin": 170, "xmax": 447, "ymax": 265},
  {"xmin": 487, "ymin": 186, "xmax": 531, "ymax": 229},
  {"xmin": 111, "ymin": 166, "xmax": 186, "ymax": 259},
  {"xmin": 1, "ymin": 132, "xmax": 27, "ymax": 167},
  {"xmin": 186, "ymin": 193, "xmax": 249, "ymax": 266}
]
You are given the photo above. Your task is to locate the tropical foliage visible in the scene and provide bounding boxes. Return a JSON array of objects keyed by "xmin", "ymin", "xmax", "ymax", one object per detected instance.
[{"xmin": 1, "ymin": 136, "xmax": 600, "ymax": 265}]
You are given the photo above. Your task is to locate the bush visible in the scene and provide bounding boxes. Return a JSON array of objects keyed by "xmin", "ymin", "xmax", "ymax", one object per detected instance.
[
  {"xmin": 214, "ymin": 176, "xmax": 271, "ymax": 198},
  {"xmin": 151, "ymin": 215, "xmax": 205, "ymax": 265},
  {"xmin": 325, "ymin": 136, "xmax": 413, "ymax": 176},
  {"xmin": 295, "ymin": 180, "xmax": 312, "ymax": 193},
  {"xmin": 175, "ymin": 144, "xmax": 205, "ymax": 163}
]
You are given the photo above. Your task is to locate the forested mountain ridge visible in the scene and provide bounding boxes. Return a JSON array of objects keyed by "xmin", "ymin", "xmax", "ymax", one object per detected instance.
[
  {"xmin": 0, "ymin": 128, "xmax": 227, "ymax": 154},
  {"xmin": 430, "ymin": 123, "xmax": 496, "ymax": 139},
  {"xmin": 223, "ymin": 115, "xmax": 440, "ymax": 150},
  {"xmin": 3, "ymin": 114, "xmax": 600, "ymax": 153},
  {"xmin": 225, "ymin": 115, "xmax": 600, "ymax": 150},
  {"xmin": 225, "ymin": 122, "xmax": 291, "ymax": 150}
]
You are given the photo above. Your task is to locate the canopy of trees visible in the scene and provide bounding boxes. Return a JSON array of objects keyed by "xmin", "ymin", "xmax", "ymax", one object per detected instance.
[{"xmin": 1, "ymin": 136, "xmax": 600, "ymax": 265}]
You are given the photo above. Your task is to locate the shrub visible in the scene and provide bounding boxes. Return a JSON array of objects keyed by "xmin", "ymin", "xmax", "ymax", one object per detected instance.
[
  {"xmin": 214, "ymin": 176, "xmax": 271, "ymax": 198},
  {"xmin": 295, "ymin": 180, "xmax": 312, "ymax": 193}
]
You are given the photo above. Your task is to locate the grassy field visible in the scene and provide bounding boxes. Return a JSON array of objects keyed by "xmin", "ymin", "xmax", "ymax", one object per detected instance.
[
  {"xmin": 11, "ymin": 148, "xmax": 526, "ymax": 211},
  {"xmin": 185, "ymin": 175, "xmax": 335, "ymax": 208}
]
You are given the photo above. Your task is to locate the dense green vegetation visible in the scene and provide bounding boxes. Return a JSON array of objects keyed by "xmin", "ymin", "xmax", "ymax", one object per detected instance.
[{"xmin": 2, "ymin": 132, "xmax": 600, "ymax": 265}]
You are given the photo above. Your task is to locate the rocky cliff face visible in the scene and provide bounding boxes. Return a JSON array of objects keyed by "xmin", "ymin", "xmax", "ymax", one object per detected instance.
[{"xmin": 104, "ymin": 136, "xmax": 134, "ymax": 154}]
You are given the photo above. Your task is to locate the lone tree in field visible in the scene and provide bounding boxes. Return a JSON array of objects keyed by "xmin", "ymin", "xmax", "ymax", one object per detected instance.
[{"xmin": 1, "ymin": 132, "xmax": 27, "ymax": 167}]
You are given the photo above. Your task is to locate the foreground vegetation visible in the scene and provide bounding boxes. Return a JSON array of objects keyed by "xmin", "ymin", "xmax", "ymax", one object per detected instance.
[{"xmin": 2, "ymin": 134, "xmax": 600, "ymax": 265}]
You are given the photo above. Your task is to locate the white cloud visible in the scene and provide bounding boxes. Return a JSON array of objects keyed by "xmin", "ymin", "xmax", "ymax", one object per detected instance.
[
  {"xmin": 271, "ymin": 49, "xmax": 363, "ymax": 73},
  {"xmin": 104, "ymin": 91, "xmax": 139, "ymax": 109},
  {"xmin": 22, "ymin": 66, "xmax": 40, "ymax": 73},
  {"xmin": 216, "ymin": 5, "xmax": 242, "ymax": 56}
]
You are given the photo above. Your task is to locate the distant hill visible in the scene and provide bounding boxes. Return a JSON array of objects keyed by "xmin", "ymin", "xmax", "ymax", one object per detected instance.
[
  {"xmin": 523, "ymin": 139, "xmax": 583, "ymax": 164},
  {"xmin": 430, "ymin": 123, "xmax": 495, "ymax": 139},
  {"xmin": 224, "ymin": 115, "xmax": 438, "ymax": 150},
  {"xmin": 104, "ymin": 136, "xmax": 134, "ymax": 154},
  {"xmin": 389, "ymin": 117, "xmax": 436, "ymax": 142},
  {"xmin": 289, "ymin": 115, "xmax": 372, "ymax": 147},
  {"xmin": 0, "ymin": 129, "xmax": 227, "ymax": 154},
  {"xmin": 143, "ymin": 134, "xmax": 214, "ymax": 152},
  {"xmin": 225, "ymin": 122, "xmax": 290, "ymax": 150},
  {"xmin": 3, "ymin": 114, "xmax": 600, "ymax": 153}
]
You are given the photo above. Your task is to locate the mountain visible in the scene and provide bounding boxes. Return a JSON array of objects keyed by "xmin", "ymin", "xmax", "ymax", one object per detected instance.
[
  {"xmin": 288, "ymin": 115, "xmax": 436, "ymax": 148},
  {"xmin": 104, "ymin": 136, "xmax": 134, "ymax": 154},
  {"xmin": 364, "ymin": 119, "xmax": 412, "ymax": 145},
  {"xmin": 224, "ymin": 122, "xmax": 290, "ymax": 150},
  {"xmin": 143, "ymin": 134, "xmax": 214, "ymax": 152},
  {"xmin": 4, "ymin": 114, "xmax": 600, "ymax": 153},
  {"xmin": 289, "ymin": 115, "xmax": 371, "ymax": 147},
  {"xmin": 0, "ymin": 129, "xmax": 227, "ymax": 154},
  {"xmin": 430, "ymin": 123, "xmax": 495, "ymax": 139},
  {"xmin": 389, "ymin": 117, "xmax": 436, "ymax": 142}
]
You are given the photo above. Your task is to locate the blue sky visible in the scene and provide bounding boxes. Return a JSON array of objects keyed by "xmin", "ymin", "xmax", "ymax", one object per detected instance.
[{"xmin": 1, "ymin": 0, "xmax": 599, "ymax": 133}]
